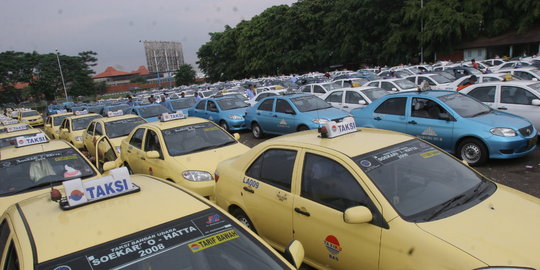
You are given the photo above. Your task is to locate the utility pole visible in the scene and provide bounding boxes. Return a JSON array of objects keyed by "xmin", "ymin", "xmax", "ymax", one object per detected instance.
[
  {"xmin": 55, "ymin": 49, "xmax": 68, "ymax": 100},
  {"xmin": 420, "ymin": 0, "xmax": 424, "ymax": 64}
]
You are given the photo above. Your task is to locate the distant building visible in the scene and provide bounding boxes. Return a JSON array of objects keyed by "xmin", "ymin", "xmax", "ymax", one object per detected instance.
[
  {"xmin": 93, "ymin": 66, "xmax": 150, "ymax": 85},
  {"xmin": 143, "ymin": 41, "xmax": 184, "ymax": 73}
]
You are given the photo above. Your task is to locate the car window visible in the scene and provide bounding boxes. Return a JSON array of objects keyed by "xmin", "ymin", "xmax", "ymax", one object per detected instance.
[
  {"xmin": 406, "ymin": 77, "xmax": 416, "ymax": 83},
  {"xmin": 207, "ymin": 101, "xmax": 219, "ymax": 112},
  {"xmin": 129, "ymin": 128, "xmax": 145, "ymax": 149},
  {"xmin": 258, "ymin": 99, "xmax": 274, "ymax": 111},
  {"xmin": 325, "ymin": 91, "xmax": 343, "ymax": 103},
  {"xmin": 515, "ymin": 71, "xmax": 533, "ymax": 80},
  {"xmin": 245, "ymin": 149, "xmax": 296, "ymax": 192},
  {"xmin": 53, "ymin": 115, "xmax": 68, "ymax": 126},
  {"xmin": 482, "ymin": 76, "xmax": 500, "ymax": 82},
  {"xmin": 345, "ymin": 91, "xmax": 365, "ymax": 104},
  {"xmin": 195, "ymin": 100, "xmax": 206, "ymax": 110},
  {"xmin": 467, "ymin": 86, "xmax": 496, "ymax": 103},
  {"xmin": 313, "ymin": 85, "xmax": 326, "ymax": 94},
  {"xmin": 367, "ymin": 82, "xmax": 378, "ymax": 87},
  {"xmin": 501, "ymin": 86, "xmax": 536, "ymax": 105},
  {"xmin": 275, "ymin": 99, "xmax": 294, "ymax": 114},
  {"xmin": 95, "ymin": 123, "xmax": 103, "ymax": 136},
  {"xmin": 300, "ymin": 86, "xmax": 311, "ymax": 93},
  {"xmin": 0, "ymin": 220, "xmax": 10, "ymax": 260},
  {"xmin": 72, "ymin": 115, "xmax": 101, "ymax": 131},
  {"xmin": 411, "ymin": 98, "xmax": 449, "ymax": 120},
  {"xmin": 301, "ymin": 153, "xmax": 368, "ymax": 211},
  {"xmin": 162, "ymin": 122, "xmax": 236, "ymax": 156},
  {"xmin": 4, "ymin": 241, "xmax": 19, "ymax": 270},
  {"xmin": 374, "ymin": 97, "xmax": 406, "ymax": 116},
  {"xmin": 255, "ymin": 93, "xmax": 269, "ymax": 101},
  {"xmin": 104, "ymin": 117, "xmax": 146, "ymax": 138},
  {"xmin": 419, "ymin": 76, "xmax": 435, "ymax": 86},
  {"xmin": 144, "ymin": 130, "xmax": 163, "ymax": 158},
  {"xmin": 86, "ymin": 122, "xmax": 95, "ymax": 135},
  {"xmin": 380, "ymin": 82, "xmax": 393, "ymax": 91}
]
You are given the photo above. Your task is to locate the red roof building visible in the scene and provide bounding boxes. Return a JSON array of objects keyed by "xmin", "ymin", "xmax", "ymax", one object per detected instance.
[{"xmin": 93, "ymin": 66, "xmax": 149, "ymax": 79}]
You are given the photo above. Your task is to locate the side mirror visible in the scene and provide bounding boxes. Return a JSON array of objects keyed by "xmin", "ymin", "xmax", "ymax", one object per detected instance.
[
  {"xmin": 533, "ymin": 78, "xmax": 538, "ymax": 81},
  {"xmin": 233, "ymin": 133, "xmax": 240, "ymax": 140},
  {"xmin": 358, "ymin": 100, "xmax": 367, "ymax": 105},
  {"xmin": 391, "ymin": 88, "xmax": 398, "ymax": 92},
  {"xmin": 146, "ymin": 150, "xmax": 160, "ymax": 159},
  {"xmin": 102, "ymin": 161, "xmax": 117, "ymax": 172},
  {"xmin": 532, "ymin": 99, "xmax": 540, "ymax": 106},
  {"xmin": 283, "ymin": 240, "xmax": 304, "ymax": 269},
  {"xmin": 343, "ymin": 206, "xmax": 373, "ymax": 224}
]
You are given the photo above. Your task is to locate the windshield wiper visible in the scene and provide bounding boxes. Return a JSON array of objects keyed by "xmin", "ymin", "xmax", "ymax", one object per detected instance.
[
  {"xmin": 182, "ymin": 141, "xmax": 234, "ymax": 155},
  {"xmin": 424, "ymin": 194, "xmax": 465, "ymax": 221},
  {"xmin": 459, "ymin": 180, "xmax": 489, "ymax": 205}
]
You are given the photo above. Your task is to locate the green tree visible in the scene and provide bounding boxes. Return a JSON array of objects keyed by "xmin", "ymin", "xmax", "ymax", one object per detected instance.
[{"xmin": 174, "ymin": 64, "xmax": 196, "ymax": 86}]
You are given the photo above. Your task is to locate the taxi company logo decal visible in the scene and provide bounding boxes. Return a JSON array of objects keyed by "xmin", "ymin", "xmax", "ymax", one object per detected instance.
[
  {"xmin": 360, "ymin": 160, "xmax": 371, "ymax": 167},
  {"xmin": 69, "ymin": 190, "xmax": 85, "ymax": 201},
  {"xmin": 324, "ymin": 235, "xmax": 342, "ymax": 255},
  {"xmin": 189, "ymin": 243, "xmax": 201, "ymax": 251},
  {"xmin": 206, "ymin": 214, "xmax": 221, "ymax": 225},
  {"xmin": 421, "ymin": 127, "xmax": 437, "ymax": 136},
  {"xmin": 53, "ymin": 266, "xmax": 71, "ymax": 270},
  {"xmin": 278, "ymin": 119, "xmax": 288, "ymax": 127}
]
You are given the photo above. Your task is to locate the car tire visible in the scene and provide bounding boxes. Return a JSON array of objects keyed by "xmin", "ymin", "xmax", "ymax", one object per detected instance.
[
  {"xmin": 297, "ymin": 125, "xmax": 309, "ymax": 131},
  {"xmin": 219, "ymin": 120, "xmax": 229, "ymax": 131},
  {"xmin": 252, "ymin": 122, "xmax": 264, "ymax": 139},
  {"xmin": 232, "ymin": 208, "xmax": 257, "ymax": 233},
  {"xmin": 457, "ymin": 138, "xmax": 488, "ymax": 166}
]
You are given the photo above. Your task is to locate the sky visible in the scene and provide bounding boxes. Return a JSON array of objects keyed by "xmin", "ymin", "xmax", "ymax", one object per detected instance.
[{"xmin": 0, "ymin": 0, "xmax": 297, "ymax": 74}]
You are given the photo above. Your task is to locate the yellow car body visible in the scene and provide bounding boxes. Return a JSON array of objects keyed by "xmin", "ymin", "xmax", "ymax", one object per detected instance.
[
  {"xmin": 0, "ymin": 174, "xmax": 303, "ymax": 269},
  {"xmin": 17, "ymin": 110, "xmax": 43, "ymax": 127},
  {"xmin": 120, "ymin": 115, "xmax": 250, "ymax": 198},
  {"xmin": 43, "ymin": 112, "xmax": 72, "ymax": 139},
  {"xmin": 58, "ymin": 113, "xmax": 102, "ymax": 149},
  {"xmin": 0, "ymin": 127, "xmax": 48, "ymax": 149},
  {"xmin": 83, "ymin": 114, "xmax": 146, "ymax": 158},
  {"xmin": 214, "ymin": 121, "xmax": 540, "ymax": 270}
]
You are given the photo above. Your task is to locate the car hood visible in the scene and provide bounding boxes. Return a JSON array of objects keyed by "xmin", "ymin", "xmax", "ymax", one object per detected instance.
[
  {"xmin": 223, "ymin": 107, "xmax": 248, "ymax": 117},
  {"xmin": 171, "ymin": 143, "xmax": 249, "ymax": 173},
  {"xmin": 416, "ymin": 185, "xmax": 540, "ymax": 267},
  {"xmin": 301, "ymin": 107, "xmax": 349, "ymax": 120},
  {"xmin": 470, "ymin": 110, "xmax": 532, "ymax": 130},
  {"xmin": 145, "ymin": 116, "xmax": 160, "ymax": 122}
]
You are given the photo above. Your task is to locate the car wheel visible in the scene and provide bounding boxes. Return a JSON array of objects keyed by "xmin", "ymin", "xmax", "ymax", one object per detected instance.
[
  {"xmin": 232, "ymin": 208, "xmax": 257, "ymax": 233},
  {"xmin": 252, "ymin": 122, "xmax": 264, "ymax": 139},
  {"xmin": 297, "ymin": 125, "xmax": 309, "ymax": 131},
  {"xmin": 457, "ymin": 138, "xmax": 488, "ymax": 166},
  {"xmin": 219, "ymin": 120, "xmax": 229, "ymax": 131}
]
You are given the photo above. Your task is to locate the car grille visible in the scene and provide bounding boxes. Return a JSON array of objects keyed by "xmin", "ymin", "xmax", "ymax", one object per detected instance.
[{"xmin": 519, "ymin": 125, "xmax": 534, "ymax": 137}]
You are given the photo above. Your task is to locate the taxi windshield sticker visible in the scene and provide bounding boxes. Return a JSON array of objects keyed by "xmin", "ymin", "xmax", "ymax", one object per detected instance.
[{"xmin": 188, "ymin": 230, "xmax": 239, "ymax": 253}]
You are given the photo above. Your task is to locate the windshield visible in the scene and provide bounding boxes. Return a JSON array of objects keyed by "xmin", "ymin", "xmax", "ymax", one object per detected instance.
[
  {"xmin": 394, "ymin": 79, "xmax": 418, "ymax": 89},
  {"xmin": 162, "ymin": 122, "xmax": 236, "ymax": 156},
  {"xmin": 21, "ymin": 111, "xmax": 39, "ymax": 117},
  {"xmin": 430, "ymin": 74, "xmax": 452, "ymax": 84},
  {"xmin": 170, "ymin": 97, "xmax": 196, "ymax": 110},
  {"xmin": 138, "ymin": 105, "xmax": 169, "ymax": 118},
  {"xmin": 106, "ymin": 104, "xmax": 131, "ymax": 115},
  {"xmin": 0, "ymin": 132, "xmax": 42, "ymax": 149},
  {"xmin": 528, "ymin": 82, "xmax": 540, "ymax": 93},
  {"xmin": 362, "ymin": 88, "xmax": 389, "ymax": 101},
  {"xmin": 353, "ymin": 139, "xmax": 495, "ymax": 222},
  {"xmin": 322, "ymin": 82, "xmax": 342, "ymax": 91},
  {"xmin": 73, "ymin": 115, "xmax": 102, "ymax": 130},
  {"xmin": 105, "ymin": 117, "xmax": 146, "ymax": 138},
  {"xmin": 53, "ymin": 115, "xmax": 69, "ymax": 126},
  {"xmin": 291, "ymin": 95, "xmax": 332, "ymax": 112},
  {"xmin": 0, "ymin": 148, "xmax": 97, "ymax": 196},
  {"xmin": 36, "ymin": 209, "xmax": 289, "ymax": 270},
  {"xmin": 216, "ymin": 98, "xmax": 249, "ymax": 110},
  {"xmin": 438, "ymin": 93, "xmax": 491, "ymax": 118}
]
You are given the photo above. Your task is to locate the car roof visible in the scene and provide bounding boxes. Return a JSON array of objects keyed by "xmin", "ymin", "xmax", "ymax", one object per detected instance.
[
  {"xmin": 65, "ymin": 113, "xmax": 102, "ymax": 120},
  {"xmin": 92, "ymin": 114, "xmax": 142, "ymax": 123},
  {"xmin": 467, "ymin": 80, "xmax": 538, "ymax": 87},
  {"xmin": 141, "ymin": 116, "xmax": 212, "ymax": 130},
  {"xmin": 0, "ymin": 139, "xmax": 72, "ymax": 160},
  {"xmin": 257, "ymin": 128, "xmax": 413, "ymax": 157},
  {"xmin": 8, "ymin": 175, "xmax": 211, "ymax": 263},
  {"xmin": 380, "ymin": 90, "xmax": 455, "ymax": 98}
]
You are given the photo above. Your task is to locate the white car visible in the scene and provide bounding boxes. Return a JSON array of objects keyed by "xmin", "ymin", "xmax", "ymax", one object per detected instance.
[
  {"xmin": 460, "ymin": 80, "xmax": 540, "ymax": 131},
  {"xmin": 406, "ymin": 74, "xmax": 454, "ymax": 90},
  {"xmin": 247, "ymin": 89, "xmax": 287, "ymax": 106},
  {"xmin": 498, "ymin": 67, "xmax": 540, "ymax": 81},
  {"xmin": 298, "ymin": 82, "xmax": 343, "ymax": 96},
  {"xmin": 449, "ymin": 73, "xmax": 508, "ymax": 91},
  {"xmin": 481, "ymin": 58, "xmax": 506, "ymax": 67},
  {"xmin": 491, "ymin": 60, "xmax": 531, "ymax": 72},
  {"xmin": 333, "ymin": 78, "xmax": 368, "ymax": 88},
  {"xmin": 321, "ymin": 87, "xmax": 390, "ymax": 112},
  {"xmin": 366, "ymin": 78, "xmax": 418, "ymax": 92}
]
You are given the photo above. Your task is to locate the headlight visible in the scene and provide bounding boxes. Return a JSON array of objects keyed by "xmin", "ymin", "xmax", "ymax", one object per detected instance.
[
  {"xmin": 115, "ymin": 146, "xmax": 121, "ymax": 154},
  {"xmin": 75, "ymin": 136, "xmax": 83, "ymax": 141},
  {"xmin": 312, "ymin": 118, "xmax": 328, "ymax": 124},
  {"xmin": 490, "ymin": 128, "xmax": 517, "ymax": 137},
  {"xmin": 182, "ymin": 170, "xmax": 213, "ymax": 181},
  {"xmin": 228, "ymin": 114, "xmax": 243, "ymax": 120}
]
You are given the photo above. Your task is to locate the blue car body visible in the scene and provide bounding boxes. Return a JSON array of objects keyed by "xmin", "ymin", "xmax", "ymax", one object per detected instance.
[
  {"xmin": 245, "ymin": 93, "xmax": 349, "ymax": 135},
  {"xmin": 130, "ymin": 104, "xmax": 169, "ymax": 122},
  {"xmin": 101, "ymin": 104, "xmax": 131, "ymax": 116},
  {"xmin": 188, "ymin": 96, "xmax": 249, "ymax": 131},
  {"xmin": 351, "ymin": 90, "xmax": 537, "ymax": 163}
]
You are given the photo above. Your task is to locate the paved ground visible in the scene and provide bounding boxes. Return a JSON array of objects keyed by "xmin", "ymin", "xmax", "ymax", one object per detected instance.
[{"xmin": 237, "ymin": 130, "xmax": 540, "ymax": 199}]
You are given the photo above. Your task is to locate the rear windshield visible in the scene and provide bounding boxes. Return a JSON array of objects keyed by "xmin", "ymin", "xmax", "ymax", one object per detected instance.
[
  {"xmin": 138, "ymin": 105, "xmax": 169, "ymax": 118},
  {"xmin": 73, "ymin": 115, "xmax": 102, "ymax": 131},
  {"xmin": 291, "ymin": 95, "xmax": 332, "ymax": 112},
  {"xmin": 53, "ymin": 115, "xmax": 69, "ymax": 126},
  {"xmin": 36, "ymin": 209, "xmax": 289, "ymax": 270},
  {"xmin": 162, "ymin": 122, "xmax": 236, "ymax": 156},
  {"xmin": 170, "ymin": 97, "xmax": 196, "ymax": 110},
  {"xmin": 21, "ymin": 111, "xmax": 40, "ymax": 117},
  {"xmin": 104, "ymin": 117, "xmax": 146, "ymax": 138}
]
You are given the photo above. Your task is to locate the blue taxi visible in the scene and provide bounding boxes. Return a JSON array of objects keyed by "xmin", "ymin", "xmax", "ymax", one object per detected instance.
[
  {"xmin": 130, "ymin": 103, "xmax": 169, "ymax": 122},
  {"xmin": 188, "ymin": 95, "xmax": 249, "ymax": 131},
  {"xmin": 244, "ymin": 93, "xmax": 349, "ymax": 138},
  {"xmin": 163, "ymin": 97, "xmax": 196, "ymax": 113},
  {"xmin": 351, "ymin": 90, "xmax": 537, "ymax": 165}
]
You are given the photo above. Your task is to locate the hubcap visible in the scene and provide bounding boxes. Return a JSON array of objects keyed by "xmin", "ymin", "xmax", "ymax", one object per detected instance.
[
  {"xmin": 462, "ymin": 143, "xmax": 481, "ymax": 163},
  {"xmin": 253, "ymin": 126, "xmax": 260, "ymax": 137}
]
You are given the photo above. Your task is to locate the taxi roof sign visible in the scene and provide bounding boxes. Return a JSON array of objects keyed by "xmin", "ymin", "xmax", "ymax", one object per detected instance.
[
  {"xmin": 16, "ymin": 133, "xmax": 48, "ymax": 147},
  {"xmin": 161, "ymin": 111, "xmax": 187, "ymax": 122},
  {"xmin": 320, "ymin": 116, "xmax": 357, "ymax": 138},
  {"xmin": 74, "ymin": 110, "xmax": 88, "ymax": 115},
  {"xmin": 2, "ymin": 120, "xmax": 19, "ymax": 125},
  {"xmin": 56, "ymin": 109, "xmax": 68, "ymax": 114},
  {"xmin": 107, "ymin": 110, "xmax": 124, "ymax": 117},
  {"xmin": 7, "ymin": 124, "xmax": 30, "ymax": 133}
]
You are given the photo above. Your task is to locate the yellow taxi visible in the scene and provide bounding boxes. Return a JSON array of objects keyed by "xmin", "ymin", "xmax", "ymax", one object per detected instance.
[
  {"xmin": 83, "ymin": 110, "xmax": 146, "ymax": 158},
  {"xmin": 0, "ymin": 170, "xmax": 304, "ymax": 269},
  {"xmin": 0, "ymin": 122, "xmax": 29, "ymax": 134},
  {"xmin": 43, "ymin": 110, "xmax": 72, "ymax": 139},
  {"xmin": 58, "ymin": 110, "xmax": 102, "ymax": 149},
  {"xmin": 120, "ymin": 112, "xmax": 250, "ymax": 198},
  {"xmin": 214, "ymin": 117, "xmax": 540, "ymax": 270},
  {"xmin": 17, "ymin": 109, "xmax": 44, "ymax": 127},
  {"xmin": 0, "ymin": 132, "xmax": 118, "ymax": 214},
  {"xmin": 0, "ymin": 125, "xmax": 48, "ymax": 149}
]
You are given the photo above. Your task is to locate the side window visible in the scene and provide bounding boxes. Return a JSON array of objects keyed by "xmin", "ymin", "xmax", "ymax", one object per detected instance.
[
  {"xmin": 65, "ymin": 120, "xmax": 71, "ymax": 131},
  {"xmin": 482, "ymin": 77, "xmax": 499, "ymax": 82},
  {"xmin": 86, "ymin": 122, "xmax": 95, "ymax": 135},
  {"xmin": 313, "ymin": 85, "xmax": 325, "ymax": 94},
  {"xmin": 325, "ymin": 91, "xmax": 343, "ymax": 103},
  {"xmin": 0, "ymin": 220, "xmax": 10, "ymax": 259},
  {"xmin": 501, "ymin": 86, "xmax": 535, "ymax": 105},
  {"xmin": 258, "ymin": 99, "xmax": 274, "ymax": 111},
  {"xmin": 419, "ymin": 77, "xmax": 435, "ymax": 86},
  {"xmin": 515, "ymin": 71, "xmax": 533, "ymax": 80},
  {"xmin": 275, "ymin": 99, "xmax": 294, "ymax": 114},
  {"xmin": 95, "ymin": 123, "xmax": 103, "ymax": 136},
  {"xmin": 467, "ymin": 86, "xmax": 496, "ymax": 102},
  {"xmin": 345, "ymin": 91, "xmax": 365, "ymax": 104},
  {"xmin": 129, "ymin": 128, "xmax": 145, "ymax": 149},
  {"xmin": 46, "ymin": 117, "xmax": 51, "ymax": 125},
  {"xmin": 367, "ymin": 82, "xmax": 378, "ymax": 87},
  {"xmin": 406, "ymin": 77, "xmax": 416, "ymax": 83},
  {"xmin": 4, "ymin": 241, "xmax": 19, "ymax": 270},
  {"xmin": 245, "ymin": 149, "xmax": 296, "ymax": 192},
  {"xmin": 380, "ymin": 82, "xmax": 394, "ymax": 91},
  {"xmin": 195, "ymin": 101, "xmax": 206, "ymax": 110},
  {"xmin": 301, "ymin": 153, "xmax": 368, "ymax": 211},
  {"xmin": 255, "ymin": 93, "xmax": 268, "ymax": 101},
  {"xmin": 411, "ymin": 98, "xmax": 449, "ymax": 120},
  {"xmin": 207, "ymin": 101, "xmax": 218, "ymax": 112},
  {"xmin": 374, "ymin": 97, "xmax": 406, "ymax": 116},
  {"xmin": 144, "ymin": 130, "xmax": 163, "ymax": 158},
  {"xmin": 300, "ymin": 86, "xmax": 311, "ymax": 93}
]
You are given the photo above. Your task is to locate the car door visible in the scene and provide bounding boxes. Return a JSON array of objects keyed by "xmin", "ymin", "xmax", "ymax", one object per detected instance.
[
  {"xmin": 141, "ymin": 128, "xmax": 168, "ymax": 177},
  {"xmin": 324, "ymin": 91, "xmax": 344, "ymax": 110},
  {"xmin": 293, "ymin": 151, "xmax": 382, "ymax": 270},
  {"xmin": 206, "ymin": 100, "xmax": 220, "ymax": 123},
  {"xmin": 344, "ymin": 91, "xmax": 367, "ymax": 111},
  {"xmin": 466, "ymin": 85, "xmax": 497, "ymax": 107},
  {"xmin": 94, "ymin": 135, "xmax": 122, "ymax": 173},
  {"xmin": 499, "ymin": 86, "xmax": 540, "ymax": 129},
  {"xmin": 191, "ymin": 100, "xmax": 207, "ymax": 118},
  {"xmin": 369, "ymin": 97, "xmax": 408, "ymax": 132},
  {"xmin": 313, "ymin": 85, "xmax": 326, "ymax": 96},
  {"xmin": 124, "ymin": 127, "xmax": 146, "ymax": 173},
  {"xmin": 254, "ymin": 98, "xmax": 275, "ymax": 132},
  {"xmin": 407, "ymin": 97, "xmax": 455, "ymax": 151},
  {"xmin": 84, "ymin": 122, "xmax": 97, "ymax": 154},
  {"xmin": 241, "ymin": 148, "xmax": 296, "ymax": 248},
  {"xmin": 59, "ymin": 119, "xmax": 70, "ymax": 141},
  {"xmin": 273, "ymin": 98, "xmax": 298, "ymax": 134}
]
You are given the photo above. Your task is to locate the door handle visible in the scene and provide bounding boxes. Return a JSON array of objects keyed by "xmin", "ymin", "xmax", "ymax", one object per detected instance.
[
  {"xmin": 294, "ymin": 207, "xmax": 310, "ymax": 217},
  {"xmin": 243, "ymin": 186, "xmax": 254, "ymax": 193},
  {"xmin": 140, "ymin": 157, "xmax": 146, "ymax": 160},
  {"xmin": 343, "ymin": 105, "xmax": 349, "ymax": 108},
  {"xmin": 408, "ymin": 120, "xmax": 417, "ymax": 124},
  {"xmin": 273, "ymin": 115, "xmax": 277, "ymax": 118},
  {"xmin": 497, "ymin": 107, "xmax": 507, "ymax": 110},
  {"xmin": 127, "ymin": 150, "xmax": 132, "ymax": 154},
  {"xmin": 374, "ymin": 116, "xmax": 382, "ymax": 121}
]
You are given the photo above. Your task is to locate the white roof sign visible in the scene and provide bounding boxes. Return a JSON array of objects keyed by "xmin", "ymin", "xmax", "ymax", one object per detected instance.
[
  {"xmin": 16, "ymin": 133, "xmax": 48, "ymax": 147},
  {"xmin": 322, "ymin": 116, "xmax": 357, "ymax": 138}
]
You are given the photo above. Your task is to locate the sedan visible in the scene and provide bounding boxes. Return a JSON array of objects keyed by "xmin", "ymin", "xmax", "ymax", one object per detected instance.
[
  {"xmin": 189, "ymin": 95, "xmax": 250, "ymax": 131},
  {"xmin": 366, "ymin": 78, "xmax": 418, "ymax": 92},
  {"xmin": 321, "ymin": 87, "xmax": 390, "ymax": 112}
]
